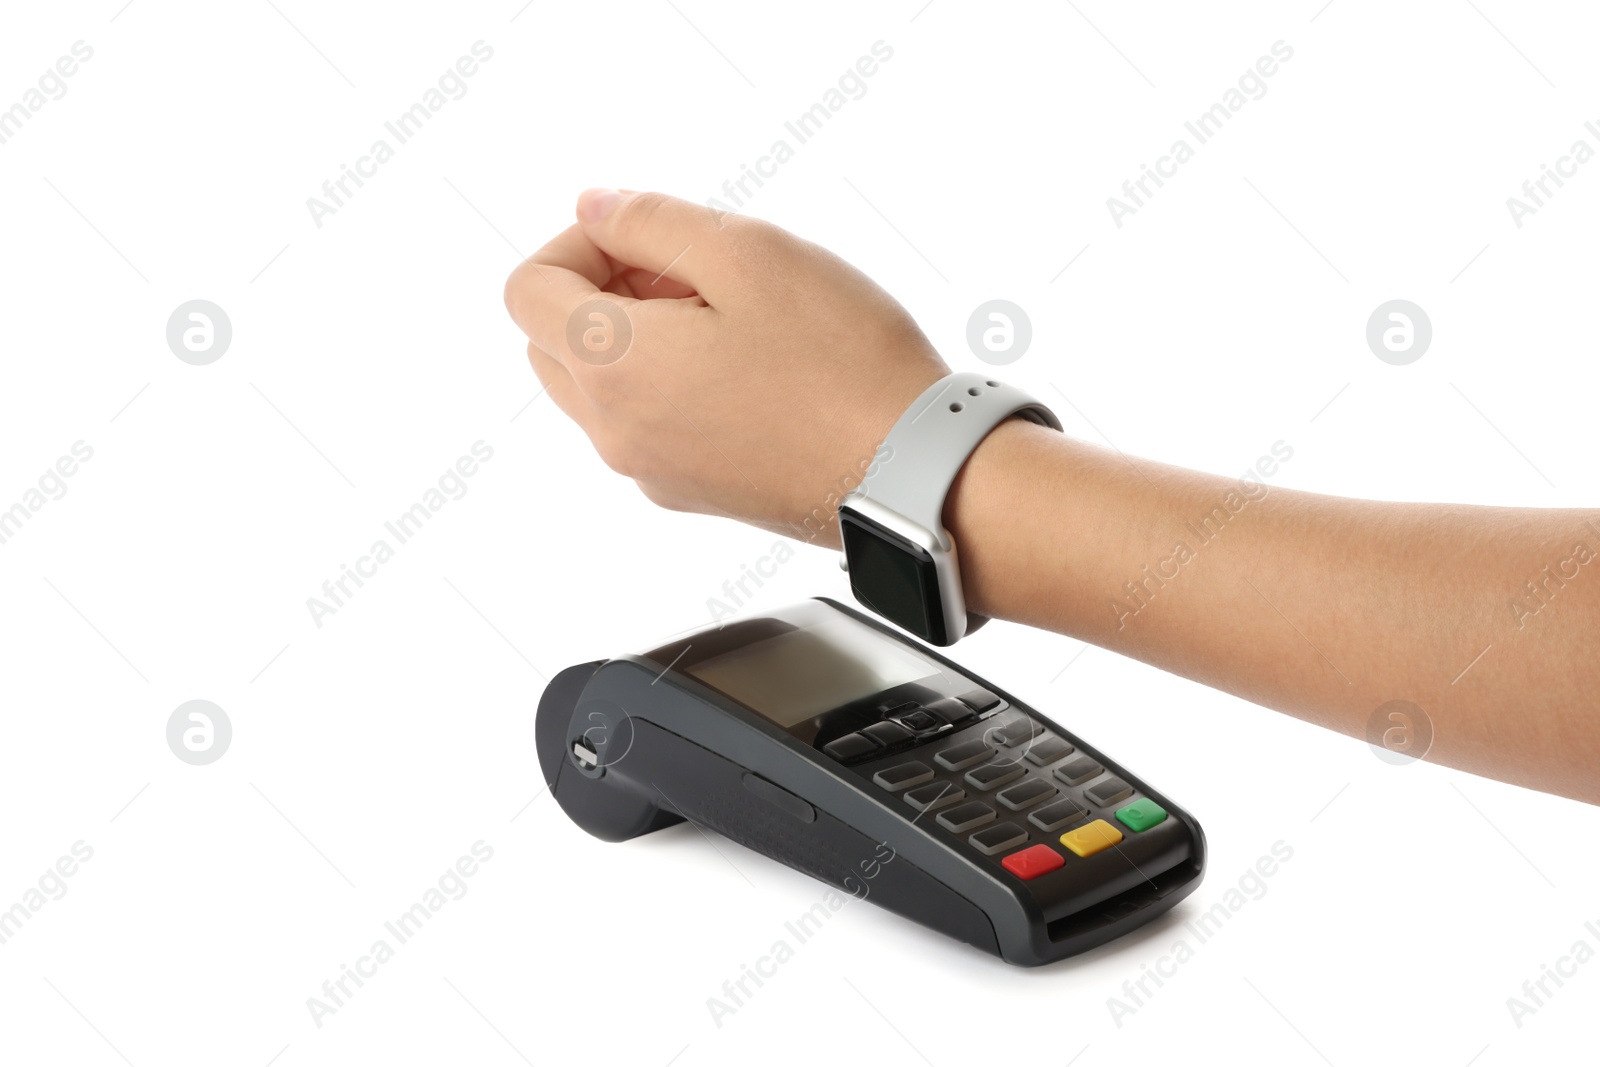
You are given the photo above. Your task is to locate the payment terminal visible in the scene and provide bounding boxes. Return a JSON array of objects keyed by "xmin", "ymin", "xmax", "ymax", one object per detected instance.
[{"xmin": 535, "ymin": 598, "xmax": 1204, "ymax": 966}]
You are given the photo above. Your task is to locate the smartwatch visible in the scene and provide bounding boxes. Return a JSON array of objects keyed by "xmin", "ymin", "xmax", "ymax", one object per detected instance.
[{"xmin": 838, "ymin": 371, "xmax": 1061, "ymax": 646}]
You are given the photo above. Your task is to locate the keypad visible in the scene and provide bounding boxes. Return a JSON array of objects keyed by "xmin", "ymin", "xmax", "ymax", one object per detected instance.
[{"xmin": 848, "ymin": 703, "xmax": 1169, "ymax": 884}]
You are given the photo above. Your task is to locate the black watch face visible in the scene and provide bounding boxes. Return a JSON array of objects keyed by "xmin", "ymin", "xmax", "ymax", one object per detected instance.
[{"xmin": 838, "ymin": 508, "xmax": 947, "ymax": 645}]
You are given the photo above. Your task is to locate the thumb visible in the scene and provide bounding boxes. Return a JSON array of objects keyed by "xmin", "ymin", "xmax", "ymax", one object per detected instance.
[{"xmin": 576, "ymin": 189, "xmax": 740, "ymax": 305}]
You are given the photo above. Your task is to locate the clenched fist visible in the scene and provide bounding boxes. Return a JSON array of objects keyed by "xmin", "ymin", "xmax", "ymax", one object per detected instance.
[{"xmin": 503, "ymin": 189, "xmax": 949, "ymax": 547}]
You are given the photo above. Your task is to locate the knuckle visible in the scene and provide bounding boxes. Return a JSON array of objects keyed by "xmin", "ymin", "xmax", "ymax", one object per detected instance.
[
  {"xmin": 502, "ymin": 259, "xmax": 541, "ymax": 315},
  {"xmin": 635, "ymin": 479, "xmax": 685, "ymax": 512},
  {"xmin": 579, "ymin": 366, "xmax": 625, "ymax": 407},
  {"xmin": 615, "ymin": 190, "xmax": 668, "ymax": 232},
  {"xmin": 590, "ymin": 428, "xmax": 638, "ymax": 478},
  {"xmin": 710, "ymin": 216, "xmax": 800, "ymax": 292}
]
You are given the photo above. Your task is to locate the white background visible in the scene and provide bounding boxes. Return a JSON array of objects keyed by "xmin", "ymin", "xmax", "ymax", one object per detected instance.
[{"xmin": 2, "ymin": 1, "xmax": 1597, "ymax": 1064}]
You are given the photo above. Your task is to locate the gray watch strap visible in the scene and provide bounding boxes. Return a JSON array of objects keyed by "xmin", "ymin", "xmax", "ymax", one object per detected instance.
[{"xmin": 857, "ymin": 372, "xmax": 1062, "ymax": 535}]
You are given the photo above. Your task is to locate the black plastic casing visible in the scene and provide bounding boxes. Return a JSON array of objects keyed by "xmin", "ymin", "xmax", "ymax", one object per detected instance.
[{"xmin": 535, "ymin": 599, "xmax": 1205, "ymax": 966}]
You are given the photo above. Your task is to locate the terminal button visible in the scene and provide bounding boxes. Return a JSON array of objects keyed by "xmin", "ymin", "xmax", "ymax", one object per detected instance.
[
  {"xmin": 1055, "ymin": 755, "xmax": 1102, "ymax": 786},
  {"xmin": 924, "ymin": 697, "xmax": 977, "ymax": 727},
  {"xmin": 903, "ymin": 782, "xmax": 965, "ymax": 813},
  {"xmin": 936, "ymin": 801, "xmax": 997, "ymax": 834},
  {"xmin": 969, "ymin": 822, "xmax": 1029, "ymax": 856},
  {"xmin": 1028, "ymin": 797, "xmax": 1087, "ymax": 832},
  {"xmin": 1024, "ymin": 736, "xmax": 1074, "ymax": 766},
  {"xmin": 1060, "ymin": 819, "xmax": 1124, "ymax": 858},
  {"xmin": 895, "ymin": 708, "xmax": 941, "ymax": 733},
  {"xmin": 960, "ymin": 687, "xmax": 1004, "ymax": 713},
  {"xmin": 988, "ymin": 717, "xmax": 1045, "ymax": 747},
  {"xmin": 872, "ymin": 761, "xmax": 934, "ymax": 792},
  {"xmin": 997, "ymin": 779, "xmax": 1056, "ymax": 811},
  {"xmin": 1115, "ymin": 797, "xmax": 1168, "ymax": 832},
  {"xmin": 1085, "ymin": 778, "xmax": 1134, "ymax": 807},
  {"xmin": 822, "ymin": 732, "xmax": 879, "ymax": 763},
  {"xmin": 935, "ymin": 739, "xmax": 994, "ymax": 771},
  {"xmin": 861, "ymin": 720, "xmax": 915, "ymax": 748},
  {"xmin": 965, "ymin": 760, "xmax": 1027, "ymax": 791},
  {"xmin": 1001, "ymin": 844, "xmax": 1065, "ymax": 880}
]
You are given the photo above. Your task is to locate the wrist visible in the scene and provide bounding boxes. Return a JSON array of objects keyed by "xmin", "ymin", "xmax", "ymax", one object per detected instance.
[
  {"xmin": 943, "ymin": 417, "xmax": 1073, "ymax": 623},
  {"xmin": 838, "ymin": 372, "xmax": 1060, "ymax": 645}
]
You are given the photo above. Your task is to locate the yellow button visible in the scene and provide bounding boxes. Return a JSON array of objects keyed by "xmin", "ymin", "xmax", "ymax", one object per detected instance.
[{"xmin": 1059, "ymin": 819, "xmax": 1124, "ymax": 857}]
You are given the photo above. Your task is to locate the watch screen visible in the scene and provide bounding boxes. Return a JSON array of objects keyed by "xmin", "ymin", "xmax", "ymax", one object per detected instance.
[
  {"xmin": 685, "ymin": 615, "xmax": 936, "ymax": 728},
  {"xmin": 839, "ymin": 509, "xmax": 946, "ymax": 644}
]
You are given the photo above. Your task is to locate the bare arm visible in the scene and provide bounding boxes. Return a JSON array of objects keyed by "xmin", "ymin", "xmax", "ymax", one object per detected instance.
[
  {"xmin": 504, "ymin": 189, "xmax": 1600, "ymax": 805},
  {"xmin": 948, "ymin": 419, "xmax": 1600, "ymax": 803}
]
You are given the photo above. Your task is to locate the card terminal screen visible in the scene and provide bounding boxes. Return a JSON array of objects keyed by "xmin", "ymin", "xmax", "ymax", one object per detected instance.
[{"xmin": 686, "ymin": 616, "xmax": 936, "ymax": 727}]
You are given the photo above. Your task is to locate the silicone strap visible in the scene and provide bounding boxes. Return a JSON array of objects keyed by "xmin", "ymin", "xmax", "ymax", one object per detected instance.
[{"xmin": 857, "ymin": 372, "xmax": 1062, "ymax": 536}]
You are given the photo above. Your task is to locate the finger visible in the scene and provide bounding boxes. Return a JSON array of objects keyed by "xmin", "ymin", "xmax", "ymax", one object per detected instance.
[
  {"xmin": 576, "ymin": 189, "xmax": 745, "ymax": 306},
  {"xmin": 505, "ymin": 247, "xmax": 639, "ymax": 367},
  {"xmin": 527, "ymin": 223, "xmax": 699, "ymax": 301},
  {"xmin": 529, "ymin": 223, "xmax": 612, "ymax": 288},
  {"xmin": 610, "ymin": 266, "xmax": 700, "ymax": 302}
]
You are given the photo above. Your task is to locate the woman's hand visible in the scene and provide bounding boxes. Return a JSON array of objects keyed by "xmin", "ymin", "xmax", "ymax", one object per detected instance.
[{"xmin": 503, "ymin": 189, "xmax": 948, "ymax": 546}]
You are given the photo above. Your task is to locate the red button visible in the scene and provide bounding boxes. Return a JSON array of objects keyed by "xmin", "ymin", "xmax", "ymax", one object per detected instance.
[{"xmin": 1000, "ymin": 843, "xmax": 1064, "ymax": 880}]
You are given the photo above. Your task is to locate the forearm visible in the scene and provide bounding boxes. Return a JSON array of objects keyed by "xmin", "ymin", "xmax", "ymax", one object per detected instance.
[{"xmin": 947, "ymin": 419, "xmax": 1600, "ymax": 803}]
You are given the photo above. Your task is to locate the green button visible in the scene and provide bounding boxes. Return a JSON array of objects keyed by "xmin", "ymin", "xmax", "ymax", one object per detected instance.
[{"xmin": 1114, "ymin": 797, "xmax": 1167, "ymax": 832}]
